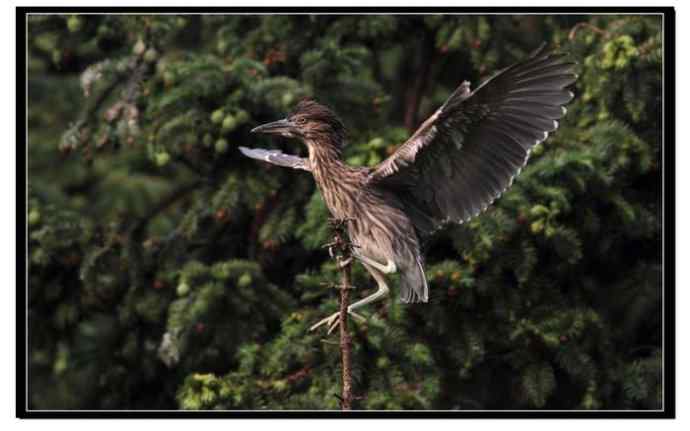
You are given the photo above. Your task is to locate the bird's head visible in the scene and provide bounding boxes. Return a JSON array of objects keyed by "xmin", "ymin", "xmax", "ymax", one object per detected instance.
[{"xmin": 251, "ymin": 99, "xmax": 346, "ymax": 149}]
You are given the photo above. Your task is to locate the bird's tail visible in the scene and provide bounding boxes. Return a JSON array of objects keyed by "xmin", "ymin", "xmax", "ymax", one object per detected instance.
[{"xmin": 399, "ymin": 256, "xmax": 429, "ymax": 303}]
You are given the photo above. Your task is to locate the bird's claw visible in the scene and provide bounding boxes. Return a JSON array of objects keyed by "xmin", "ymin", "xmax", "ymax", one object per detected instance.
[
  {"xmin": 336, "ymin": 256, "xmax": 353, "ymax": 269},
  {"xmin": 309, "ymin": 310, "xmax": 366, "ymax": 334}
]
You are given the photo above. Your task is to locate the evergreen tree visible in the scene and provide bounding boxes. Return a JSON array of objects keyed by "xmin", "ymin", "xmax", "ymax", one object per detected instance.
[{"xmin": 28, "ymin": 14, "xmax": 663, "ymax": 410}]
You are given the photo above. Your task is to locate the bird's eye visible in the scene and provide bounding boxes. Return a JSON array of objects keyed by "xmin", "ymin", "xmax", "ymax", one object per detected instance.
[{"xmin": 296, "ymin": 118, "xmax": 306, "ymax": 125}]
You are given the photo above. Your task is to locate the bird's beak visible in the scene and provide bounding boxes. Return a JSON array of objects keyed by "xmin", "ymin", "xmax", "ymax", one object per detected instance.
[{"xmin": 250, "ymin": 118, "xmax": 296, "ymax": 136}]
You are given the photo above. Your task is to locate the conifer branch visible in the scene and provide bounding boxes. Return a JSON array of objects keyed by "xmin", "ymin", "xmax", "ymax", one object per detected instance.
[
  {"xmin": 78, "ymin": 58, "xmax": 140, "ymax": 127},
  {"xmin": 131, "ymin": 180, "xmax": 203, "ymax": 237}
]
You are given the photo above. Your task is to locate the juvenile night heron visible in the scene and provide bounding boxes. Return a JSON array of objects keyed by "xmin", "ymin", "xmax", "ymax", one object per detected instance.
[{"xmin": 240, "ymin": 46, "xmax": 577, "ymax": 332}]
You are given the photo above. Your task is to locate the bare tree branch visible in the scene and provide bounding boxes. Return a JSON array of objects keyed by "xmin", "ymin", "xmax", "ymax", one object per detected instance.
[{"xmin": 328, "ymin": 218, "xmax": 355, "ymax": 410}]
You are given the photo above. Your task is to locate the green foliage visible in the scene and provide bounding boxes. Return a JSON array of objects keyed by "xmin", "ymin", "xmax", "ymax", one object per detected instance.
[
  {"xmin": 28, "ymin": 14, "xmax": 662, "ymax": 410},
  {"xmin": 522, "ymin": 363, "xmax": 557, "ymax": 407}
]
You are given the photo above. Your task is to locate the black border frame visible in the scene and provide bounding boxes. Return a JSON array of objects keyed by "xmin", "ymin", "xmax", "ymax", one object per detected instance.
[{"xmin": 16, "ymin": 6, "xmax": 676, "ymax": 419}]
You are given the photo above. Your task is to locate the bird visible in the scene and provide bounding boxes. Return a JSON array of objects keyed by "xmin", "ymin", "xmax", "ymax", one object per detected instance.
[{"xmin": 240, "ymin": 45, "xmax": 577, "ymax": 333}]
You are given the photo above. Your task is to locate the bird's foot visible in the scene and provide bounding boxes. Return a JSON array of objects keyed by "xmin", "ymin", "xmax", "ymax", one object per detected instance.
[
  {"xmin": 323, "ymin": 243, "xmax": 336, "ymax": 258},
  {"xmin": 336, "ymin": 256, "xmax": 353, "ymax": 269},
  {"xmin": 309, "ymin": 310, "xmax": 366, "ymax": 334}
]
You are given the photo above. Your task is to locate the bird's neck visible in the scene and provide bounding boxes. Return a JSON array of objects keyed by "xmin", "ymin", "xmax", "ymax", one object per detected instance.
[
  {"xmin": 307, "ymin": 138, "xmax": 363, "ymax": 218},
  {"xmin": 306, "ymin": 137, "xmax": 348, "ymax": 173}
]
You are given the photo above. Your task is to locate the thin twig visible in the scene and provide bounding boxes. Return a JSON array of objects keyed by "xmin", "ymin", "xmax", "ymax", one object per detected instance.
[
  {"xmin": 329, "ymin": 218, "xmax": 354, "ymax": 410},
  {"xmin": 338, "ymin": 256, "xmax": 353, "ymax": 410},
  {"xmin": 568, "ymin": 22, "xmax": 610, "ymax": 41}
]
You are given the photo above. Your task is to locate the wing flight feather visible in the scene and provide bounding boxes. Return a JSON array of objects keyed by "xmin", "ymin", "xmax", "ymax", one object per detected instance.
[
  {"xmin": 238, "ymin": 146, "xmax": 311, "ymax": 171},
  {"xmin": 368, "ymin": 46, "xmax": 577, "ymax": 237}
]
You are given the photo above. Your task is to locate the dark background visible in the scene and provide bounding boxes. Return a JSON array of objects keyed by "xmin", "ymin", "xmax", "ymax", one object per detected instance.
[{"xmin": 27, "ymin": 14, "xmax": 663, "ymax": 410}]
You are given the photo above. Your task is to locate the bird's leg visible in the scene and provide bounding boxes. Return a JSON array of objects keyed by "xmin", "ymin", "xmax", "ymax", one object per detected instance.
[
  {"xmin": 351, "ymin": 249, "xmax": 397, "ymax": 274},
  {"xmin": 345, "ymin": 263, "xmax": 391, "ymax": 314},
  {"xmin": 310, "ymin": 264, "xmax": 390, "ymax": 334}
]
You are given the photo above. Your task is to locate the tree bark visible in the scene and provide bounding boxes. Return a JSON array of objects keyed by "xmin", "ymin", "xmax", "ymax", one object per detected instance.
[{"xmin": 338, "ymin": 257, "xmax": 353, "ymax": 411}]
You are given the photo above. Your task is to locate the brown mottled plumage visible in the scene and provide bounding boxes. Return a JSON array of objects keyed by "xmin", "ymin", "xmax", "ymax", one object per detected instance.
[{"xmin": 240, "ymin": 46, "xmax": 577, "ymax": 330}]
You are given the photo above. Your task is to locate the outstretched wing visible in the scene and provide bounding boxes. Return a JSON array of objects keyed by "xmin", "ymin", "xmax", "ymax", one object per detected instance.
[
  {"xmin": 239, "ymin": 146, "xmax": 311, "ymax": 171},
  {"xmin": 368, "ymin": 46, "xmax": 577, "ymax": 236}
]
